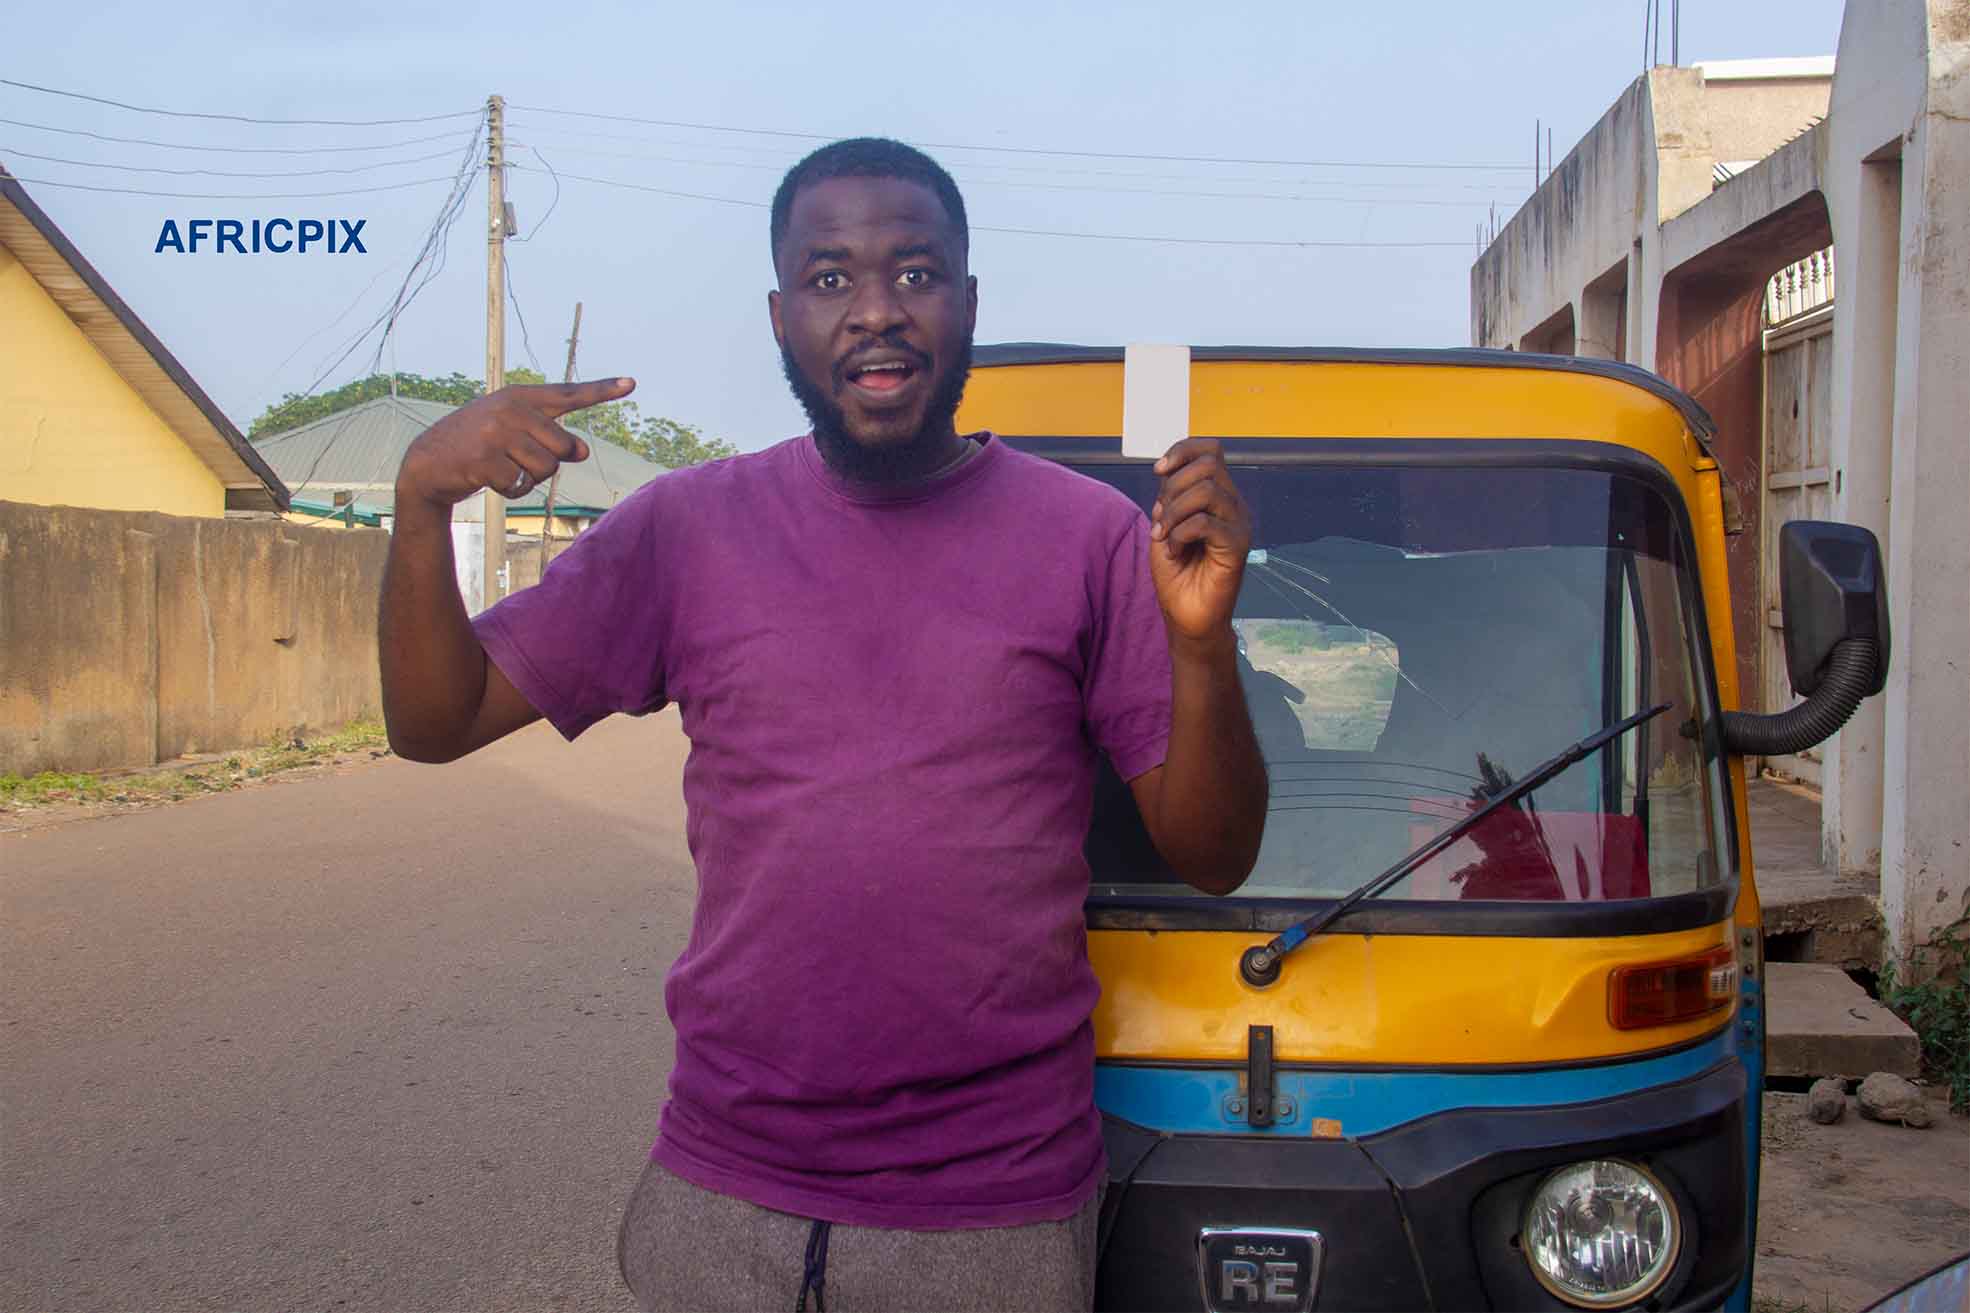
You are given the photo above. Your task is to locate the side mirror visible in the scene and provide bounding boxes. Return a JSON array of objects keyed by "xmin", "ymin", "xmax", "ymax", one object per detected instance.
[
  {"xmin": 1779, "ymin": 522, "xmax": 1890, "ymax": 698},
  {"xmin": 1722, "ymin": 521, "xmax": 1890, "ymax": 757}
]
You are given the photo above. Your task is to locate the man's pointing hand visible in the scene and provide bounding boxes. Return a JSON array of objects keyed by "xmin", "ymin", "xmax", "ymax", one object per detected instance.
[{"xmin": 395, "ymin": 377, "xmax": 636, "ymax": 510}]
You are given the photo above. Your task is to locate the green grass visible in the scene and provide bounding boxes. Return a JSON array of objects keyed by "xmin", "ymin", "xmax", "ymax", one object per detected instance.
[
  {"xmin": 1880, "ymin": 924, "xmax": 1970, "ymax": 1113},
  {"xmin": 0, "ymin": 719, "xmax": 389, "ymax": 810}
]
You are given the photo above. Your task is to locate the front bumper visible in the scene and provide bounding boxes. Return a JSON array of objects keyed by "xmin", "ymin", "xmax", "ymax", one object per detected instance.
[{"xmin": 1096, "ymin": 1057, "xmax": 1748, "ymax": 1311}]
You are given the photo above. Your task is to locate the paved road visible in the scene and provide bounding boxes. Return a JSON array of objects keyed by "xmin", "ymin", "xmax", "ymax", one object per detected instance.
[
  {"xmin": 11, "ymin": 718, "xmax": 1964, "ymax": 1313},
  {"xmin": 3, "ymin": 714, "xmax": 695, "ymax": 1312}
]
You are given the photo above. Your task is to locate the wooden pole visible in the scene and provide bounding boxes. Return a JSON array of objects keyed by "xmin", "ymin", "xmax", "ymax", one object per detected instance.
[
  {"xmin": 539, "ymin": 301, "xmax": 583, "ymax": 554},
  {"xmin": 480, "ymin": 94, "xmax": 507, "ymax": 610}
]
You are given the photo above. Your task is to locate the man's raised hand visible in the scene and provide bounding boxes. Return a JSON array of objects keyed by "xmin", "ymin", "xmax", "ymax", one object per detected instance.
[
  {"xmin": 395, "ymin": 378, "xmax": 636, "ymax": 511},
  {"xmin": 1147, "ymin": 438, "xmax": 1253, "ymax": 646}
]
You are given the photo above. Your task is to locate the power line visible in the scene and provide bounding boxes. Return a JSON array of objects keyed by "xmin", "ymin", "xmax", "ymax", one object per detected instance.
[
  {"xmin": 0, "ymin": 144, "xmax": 472, "ymax": 179},
  {"xmin": 505, "ymin": 139, "xmax": 1521, "ymax": 209},
  {"xmin": 511, "ymin": 166, "xmax": 1471, "ymax": 248},
  {"xmin": 979, "ymin": 225, "xmax": 1470, "ymax": 249},
  {"xmin": 507, "ymin": 144, "xmax": 560, "ymax": 242},
  {"xmin": 254, "ymin": 257, "xmax": 404, "ymax": 407},
  {"xmin": 0, "ymin": 173, "xmax": 462, "ymax": 200},
  {"xmin": 505, "ymin": 257, "xmax": 544, "ymax": 374},
  {"xmin": 508, "ymin": 164, "xmax": 762, "ymax": 210},
  {"xmin": 509, "ymin": 102, "xmax": 1527, "ymax": 171},
  {"xmin": 0, "ymin": 78, "xmax": 478, "ymax": 127},
  {"xmin": 279, "ymin": 124, "xmax": 486, "ymax": 496},
  {"xmin": 0, "ymin": 116, "xmax": 473, "ymax": 155},
  {"xmin": 508, "ymin": 120, "xmax": 1532, "ymax": 194}
]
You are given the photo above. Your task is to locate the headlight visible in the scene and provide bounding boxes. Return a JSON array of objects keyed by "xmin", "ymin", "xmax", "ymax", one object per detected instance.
[{"xmin": 1522, "ymin": 1159, "xmax": 1680, "ymax": 1307}]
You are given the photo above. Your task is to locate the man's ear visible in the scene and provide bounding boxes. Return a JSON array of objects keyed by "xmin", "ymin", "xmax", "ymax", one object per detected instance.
[
  {"xmin": 768, "ymin": 288, "xmax": 785, "ymax": 350},
  {"xmin": 965, "ymin": 274, "xmax": 978, "ymax": 337}
]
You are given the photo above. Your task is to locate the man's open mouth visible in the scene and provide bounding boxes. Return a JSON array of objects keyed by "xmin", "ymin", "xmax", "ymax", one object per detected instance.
[{"xmin": 843, "ymin": 357, "xmax": 922, "ymax": 396}]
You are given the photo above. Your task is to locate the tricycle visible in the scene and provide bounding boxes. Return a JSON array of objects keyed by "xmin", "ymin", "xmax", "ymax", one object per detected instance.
[{"xmin": 956, "ymin": 345, "xmax": 1891, "ymax": 1311}]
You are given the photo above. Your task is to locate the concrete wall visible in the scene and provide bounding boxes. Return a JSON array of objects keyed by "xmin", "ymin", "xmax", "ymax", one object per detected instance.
[
  {"xmin": 0, "ymin": 501, "xmax": 389, "ymax": 775},
  {"xmin": 1471, "ymin": 65, "xmax": 1836, "ymax": 361},
  {"xmin": 503, "ymin": 535, "xmax": 576, "ymax": 595},
  {"xmin": 0, "ymin": 244, "xmax": 226, "ymax": 518},
  {"xmin": 1697, "ymin": 66, "xmax": 1835, "ymax": 166},
  {"xmin": 1817, "ymin": 0, "xmax": 1970, "ymax": 960}
]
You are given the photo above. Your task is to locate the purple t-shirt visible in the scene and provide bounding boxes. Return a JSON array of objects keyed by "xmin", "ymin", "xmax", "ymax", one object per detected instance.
[{"xmin": 473, "ymin": 432, "xmax": 1171, "ymax": 1228}]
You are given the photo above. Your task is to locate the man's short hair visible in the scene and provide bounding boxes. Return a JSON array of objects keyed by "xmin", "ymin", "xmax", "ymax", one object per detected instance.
[{"xmin": 769, "ymin": 138, "xmax": 969, "ymax": 264}]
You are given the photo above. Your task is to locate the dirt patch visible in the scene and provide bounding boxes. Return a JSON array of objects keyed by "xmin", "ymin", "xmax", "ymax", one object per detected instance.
[
  {"xmin": 1755, "ymin": 1088, "xmax": 1970, "ymax": 1311},
  {"xmin": 0, "ymin": 738, "xmax": 395, "ymax": 838}
]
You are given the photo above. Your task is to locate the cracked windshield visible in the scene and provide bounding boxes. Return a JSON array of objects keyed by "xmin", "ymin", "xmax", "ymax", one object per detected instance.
[{"xmin": 1089, "ymin": 461, "xmax": 1730, "ymax": 903}]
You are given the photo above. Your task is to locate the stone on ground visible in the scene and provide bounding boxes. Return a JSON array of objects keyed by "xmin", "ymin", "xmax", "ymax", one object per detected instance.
[
  {"xmin": 1855, "ymin": 1072, "xmax": 1933, "ymax": 1128},
  {"xmin": 1806, "ymin": 1077, "xmax": 1847, "ymax": 1124}
]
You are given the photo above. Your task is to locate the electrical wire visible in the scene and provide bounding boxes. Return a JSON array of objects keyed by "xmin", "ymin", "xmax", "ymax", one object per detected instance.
[
  {"xmin": 505, "ymin": 259, "xmax": 544, "ymax": 375},
  {"xmin": 0, "ymin": 116, "xmax": 473, "ymax": 155},
  {"xmin": 280, "ymin": 123, "xmax": 485, "ymax": 497},
  {"xmin": 506, "ymin": 164, "xmax": 760, "ymax": 209},
  {"xmin": 506, "ymin": 165, "xmax": 1472, "ymax": 248},
  {"xmin": 0, "ymin": 144, "xmax": 473, "ymax": 179},
  {"xmin": 507, "ymin": 119, "xmax": 1534, "ymax": 194},
  {"xmin": 253, "ymin": 256, "xmax": 404, "ymax": 414},
  {"xmin": 506, "ymin": 144, "xmax": 560, "ymax": 242},
  {"xmin": 0, "ymin": 78, "xmax": 478, "ymax": 127},
  {"xmin": 509, "ymin": 102, "xmax": 1526, "ymax": 171},
  {"xmin": 504, "ymin": 139, "xmax": 1519, "ymax": 209},
  {"xmin": 0, "ymin": 173, "xmax": 461, "ymax": 200}
]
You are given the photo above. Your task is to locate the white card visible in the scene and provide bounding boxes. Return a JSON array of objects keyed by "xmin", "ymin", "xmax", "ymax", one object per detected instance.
[{"xmin": 1122, "ymin": 343, "xmax": 1190, "ymax": 459}]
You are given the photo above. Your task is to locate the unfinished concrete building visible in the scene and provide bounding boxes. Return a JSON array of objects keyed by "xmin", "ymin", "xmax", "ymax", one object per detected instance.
[{"xmin": 1471, "ymin": 0, "xmax": 1967, "ymax": 967}]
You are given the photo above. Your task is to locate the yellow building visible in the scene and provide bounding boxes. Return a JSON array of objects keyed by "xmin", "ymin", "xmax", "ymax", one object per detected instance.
[{"xmin": 0, "ymin": 169, "xmax": 286, "ymax": 516}]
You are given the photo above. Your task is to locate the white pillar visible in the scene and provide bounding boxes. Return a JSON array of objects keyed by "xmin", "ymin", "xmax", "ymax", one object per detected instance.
[
  {"xmin": 1820, "ymin": 157, "xmax": 1899, "ymax": 879},
  {"xmin": 1878, "ymin": 68, "xmax": 1970, "ymax": 963}
]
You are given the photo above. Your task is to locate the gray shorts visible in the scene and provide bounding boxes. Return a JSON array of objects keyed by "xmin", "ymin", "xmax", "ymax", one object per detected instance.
[{"xmin": 617, "ymin": 1157, "xmax": 1102, "ymax": 1312}]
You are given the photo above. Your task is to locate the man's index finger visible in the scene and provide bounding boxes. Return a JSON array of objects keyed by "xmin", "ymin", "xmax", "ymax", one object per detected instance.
[{"xmin": 523, "ymin": 377, "xmax": 637, "ymax": 418}]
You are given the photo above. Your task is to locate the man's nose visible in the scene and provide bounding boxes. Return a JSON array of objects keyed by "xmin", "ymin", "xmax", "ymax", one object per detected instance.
[{"xmin": 846, "ymin": 278, "xmax": 909, "ymax": 335}]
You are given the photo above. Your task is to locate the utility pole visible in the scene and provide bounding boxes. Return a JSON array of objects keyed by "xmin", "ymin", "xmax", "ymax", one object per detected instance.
[
  {"xmin": 539, "ymin": 301, "xmax": 582, "ymax": 552},
  {"xmin": 481, "ymin": 93, "xmax": 507, "ymax": 609}
]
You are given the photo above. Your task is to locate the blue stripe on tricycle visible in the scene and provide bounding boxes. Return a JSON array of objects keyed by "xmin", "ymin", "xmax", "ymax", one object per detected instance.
[{"xmin": 1094, "ymin": 1025, "xmax": 1741, "ymax": 1138}]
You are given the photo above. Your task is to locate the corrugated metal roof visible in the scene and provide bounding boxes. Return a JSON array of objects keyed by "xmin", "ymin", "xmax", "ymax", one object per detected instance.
[{"xmin": 249, "ymin": 395, "xmax": 668, "ymax": 516}]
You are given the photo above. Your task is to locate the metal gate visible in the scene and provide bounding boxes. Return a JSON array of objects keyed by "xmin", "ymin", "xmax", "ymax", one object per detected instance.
[{"xmin": 1759, "ymin": 250, "xmax": 1835, "ymax": 783}]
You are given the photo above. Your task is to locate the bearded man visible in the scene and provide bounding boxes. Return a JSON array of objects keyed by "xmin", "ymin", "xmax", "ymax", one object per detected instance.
[{"xmin": 378, "ymin": 137, "xmax": 1266, "ymax": 1312}]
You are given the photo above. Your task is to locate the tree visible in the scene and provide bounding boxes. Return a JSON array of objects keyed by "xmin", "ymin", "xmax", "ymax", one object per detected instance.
[
  {"xmin": 626, "ymin": 416, "xmax": 739, "ymax": 469},
  {"xmin": 247, "ymin": 371, "xmax": 480, "ymax": 438},
  {"xmin": 519, "ymin": 367, "xmax": 737, "ymax": 468},
  {"xmin": 248, "ymin": 366, "xmax": 737, "ymax": 467}
]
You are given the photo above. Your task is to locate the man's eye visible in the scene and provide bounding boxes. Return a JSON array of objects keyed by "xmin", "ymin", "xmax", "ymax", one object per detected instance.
[
  {"xmin": 813, "ymin": 271, "xmax": 848, "ymax": 291},
  {"xmin": 898, "ymin": 269, "xmax": 935, "ymax": 288}
]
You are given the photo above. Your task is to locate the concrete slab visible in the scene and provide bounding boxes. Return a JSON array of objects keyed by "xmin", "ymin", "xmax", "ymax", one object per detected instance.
[
  {"xmin": 1766, "ymin": 961, "xmax": 1920, "ymax": 1079},
  {"xmin": 1748, "ymin": 777, "xmax": 1884, "ymax": 968}
]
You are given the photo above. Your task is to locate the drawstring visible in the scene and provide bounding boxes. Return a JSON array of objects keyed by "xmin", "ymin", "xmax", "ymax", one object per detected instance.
[{"xmin": 796, "ymin": 1218, "xmax": 831, "ymax": 1312}]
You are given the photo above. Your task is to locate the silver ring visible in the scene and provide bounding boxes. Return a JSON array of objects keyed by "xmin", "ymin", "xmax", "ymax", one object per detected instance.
[{"xmin": 508, "ymin": 471, "xmax": 532, "ymax": 497}]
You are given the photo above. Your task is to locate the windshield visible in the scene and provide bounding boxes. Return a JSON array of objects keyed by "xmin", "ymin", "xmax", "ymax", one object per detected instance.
[{"xmin": 1084, "ymin": 462, "xmax": 1730, "ymax": 903}]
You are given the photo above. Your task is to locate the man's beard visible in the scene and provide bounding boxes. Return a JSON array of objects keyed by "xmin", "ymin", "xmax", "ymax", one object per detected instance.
[{"xmin": 780, "ymin": 335, "xmax": 973, "ymax": 483}]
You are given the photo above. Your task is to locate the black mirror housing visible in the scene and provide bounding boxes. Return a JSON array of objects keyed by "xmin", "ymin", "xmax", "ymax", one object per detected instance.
[{"xmin": 1780, "ymin": 521, "xmax": 1891, "ymax": 697}]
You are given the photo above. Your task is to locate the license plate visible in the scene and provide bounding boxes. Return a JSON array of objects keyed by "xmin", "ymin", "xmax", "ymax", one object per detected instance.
[{"xmin": 1197, "ymin": 1227, "xmax": 1323, "ymax": 1312}]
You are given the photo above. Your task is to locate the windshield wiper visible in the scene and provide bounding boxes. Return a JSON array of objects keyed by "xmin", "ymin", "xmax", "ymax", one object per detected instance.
[{"xmin": 1238, "ymin": 702, "xmax": 1673, "ymax": 987}]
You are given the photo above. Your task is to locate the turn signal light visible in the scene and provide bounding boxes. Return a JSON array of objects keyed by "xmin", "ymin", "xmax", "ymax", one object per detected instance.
[{"xmin": 1608, "ymin": 945, "xmax": 1738, "ymax": 1030}]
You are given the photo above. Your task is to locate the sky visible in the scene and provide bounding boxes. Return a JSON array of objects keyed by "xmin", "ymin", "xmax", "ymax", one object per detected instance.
[{"xmin": 5, "ymin": 0, "xmax": 1849, "ymax": 453}]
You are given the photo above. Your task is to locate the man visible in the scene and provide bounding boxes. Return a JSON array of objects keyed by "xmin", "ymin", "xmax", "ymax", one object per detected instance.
[{"xmin": 379, "ymin": 138, "xmax": 1266, "ymax": 1311}]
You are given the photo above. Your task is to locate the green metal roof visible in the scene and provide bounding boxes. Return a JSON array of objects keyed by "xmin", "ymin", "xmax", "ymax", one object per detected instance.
[{"xmin": 249, "ymin": 395, "xmax": 667, "ymax": 519}]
